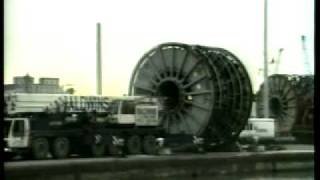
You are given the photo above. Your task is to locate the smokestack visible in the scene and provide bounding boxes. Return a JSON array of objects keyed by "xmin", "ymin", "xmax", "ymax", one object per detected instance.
[
  {"xmin": 263, "ymin": 0, "xmax": 269, "ymax": 118},
  {"xmin": 96, "ymin": 23, "xmax": 102, "ymax": 95}
]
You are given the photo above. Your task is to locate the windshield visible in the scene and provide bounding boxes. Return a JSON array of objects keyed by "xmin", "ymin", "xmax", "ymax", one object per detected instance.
[
  {"xmin": 4, "ymin": 121, "xmax": 12, "ymax": 138},
  {"xmin": 13, "ymin": 120, "xmax": 25, "ymax": 137},
  {"xmin": 121, "ymin": 101, "xmax": 135, "ymax": 114}
]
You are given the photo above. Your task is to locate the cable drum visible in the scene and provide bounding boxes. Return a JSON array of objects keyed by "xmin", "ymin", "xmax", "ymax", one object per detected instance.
[
  {"xmin": 293, "ymin": 75, "xmax": 314, "ymax": 140},
  {"xmin": 256, "ymin": 74, "xmax": 314, "ymax": 140},
  {"xmin": 129, "ymin": 42, "xmax": 253, "ymax": 145},
  {"xmin": 193, "ymin": 46, "xmax": 253, "ymax": 143},
  {"xmin": 129, "ymin": 43, "xmax": 216, "ymax": 136}
]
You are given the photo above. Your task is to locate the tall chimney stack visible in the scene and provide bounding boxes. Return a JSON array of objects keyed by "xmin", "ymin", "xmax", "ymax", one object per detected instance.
[{"xmin": 96, "ymin": 23, "xmax": 102, "ymax": 95}]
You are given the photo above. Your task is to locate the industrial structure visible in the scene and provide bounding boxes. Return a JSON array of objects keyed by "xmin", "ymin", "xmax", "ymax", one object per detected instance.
[
  {"xmin": 96, "ymin": 23, "xmax": 102, "ymax": 95},
  {"xmin": 4, "ymin": 74, "xmax": 65, "ymax": 94}
]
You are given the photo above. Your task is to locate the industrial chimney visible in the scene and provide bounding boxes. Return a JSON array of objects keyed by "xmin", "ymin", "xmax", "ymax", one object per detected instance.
[{"xmin": 96, "ymin": 23, "xmax": 102, "ymax": 95}]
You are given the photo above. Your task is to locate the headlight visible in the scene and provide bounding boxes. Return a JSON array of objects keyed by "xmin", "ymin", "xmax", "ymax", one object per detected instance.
[
  {"xmin": 156, "ymin": 137, "xmax": 165, "ymax": 147},
  {"xmin": 4, "ymin": 148, "xmax": 12, "ymax": 152}
]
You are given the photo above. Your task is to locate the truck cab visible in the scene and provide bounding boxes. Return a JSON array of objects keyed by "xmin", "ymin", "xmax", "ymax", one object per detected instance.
[
  {"xmin": 4, "ymin": 118, "xmax": 30, "ymax": 158},
  {"xmin": 107, "ymin": 97, "xmax": 160, "ymax": 126}
]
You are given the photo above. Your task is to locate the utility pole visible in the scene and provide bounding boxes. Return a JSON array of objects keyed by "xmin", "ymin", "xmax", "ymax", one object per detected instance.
[
  {"xmin": 301, "ymin": 35, "xmax": 312, "ymax": 74},
  {"xmin": 96, "ymin": 23, "xmax": 102, "ymax": 95},
  {"xmin": 263, "ymin": 0, "xmax": 269, "ymax": 118}
]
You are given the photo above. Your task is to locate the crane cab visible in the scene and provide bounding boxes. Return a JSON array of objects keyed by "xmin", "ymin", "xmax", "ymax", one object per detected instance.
[{"xmin": 107, "ymin": 97, "xmax": 160, "ymax": 126}]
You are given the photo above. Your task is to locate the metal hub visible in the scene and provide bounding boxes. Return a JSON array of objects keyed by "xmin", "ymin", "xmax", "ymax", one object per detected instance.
[
  {"xmin": 157, "ymin": 80, "xmax": 182, "ymax": 111},
  {"xmin": 269, "ymin": 97, "xmax": 282, "ymax": 117}
]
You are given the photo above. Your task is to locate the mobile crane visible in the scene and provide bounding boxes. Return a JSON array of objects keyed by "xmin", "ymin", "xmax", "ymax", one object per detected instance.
[{"xmin": 4, "ymin": 93, "xmax": 165, "ymax": 160}]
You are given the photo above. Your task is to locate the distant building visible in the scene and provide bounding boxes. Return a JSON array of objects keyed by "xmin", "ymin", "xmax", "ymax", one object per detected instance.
[{"xmin": 4, "ymin": 74, "xmax": 66, "ymax": 94}]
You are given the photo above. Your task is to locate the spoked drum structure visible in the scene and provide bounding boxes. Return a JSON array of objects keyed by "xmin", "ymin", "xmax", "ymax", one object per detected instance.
[
  {"xmin": 256, "ymin": 74, "xmax": 314, "ymax": 143},
  {"xmin": 129, "ymin": 43, "xmax": 253, "ymax": 147}
]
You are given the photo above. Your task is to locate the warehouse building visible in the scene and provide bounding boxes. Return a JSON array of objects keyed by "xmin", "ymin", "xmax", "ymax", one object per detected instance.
[{"xmin": 4, "ymin": 74, "xmax": 66, "ymax": 94}]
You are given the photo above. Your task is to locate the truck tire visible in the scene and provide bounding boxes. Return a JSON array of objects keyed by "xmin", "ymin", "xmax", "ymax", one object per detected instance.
[
  {"xmin": 91, "ymin": 134, "xmax": 106, "ymax": 157},
  {"xmin": 143, "ymin": 135, "xmax": 157, "ymax": 154},
  {"xmin": 91, "ymin": 143, "xmax": 106, "ymax": 157},
  {"xmin": 126, "ymin": 135, "xmax": 141, "ymax": 154},
  {"xmin": 52, "ymin": 137, "xmax": 70, "ymax": 159},
  {"xmin": 108, "ymin": 143, "xmax": 122, "ymax": 156},
  {"xmin": 32, "ymin": 138, "xmax": 49, "ymax": 160}
]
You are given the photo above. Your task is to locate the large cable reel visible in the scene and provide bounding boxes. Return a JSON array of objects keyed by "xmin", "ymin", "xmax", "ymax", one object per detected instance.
[
  {"xmin": 256, "ymin": 74, "xmax": 314, "ymax": 139},
  {"xmin": 129, "ymin": 43, "xmax": 253, "ymax": 145},
  {"xmin": 193, "ymin": 46, "xmax": 253, "ymax": 143}
]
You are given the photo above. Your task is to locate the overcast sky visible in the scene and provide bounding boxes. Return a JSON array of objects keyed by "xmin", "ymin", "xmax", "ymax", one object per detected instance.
[{"xmin": 4, "ymin": 0, "xmax": 314, "ymax": 96}]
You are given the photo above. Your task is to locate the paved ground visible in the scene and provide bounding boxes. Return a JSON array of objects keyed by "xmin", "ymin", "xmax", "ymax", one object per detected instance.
[
  {"xmin": 5, "ymin": 143, "xmax": 314, "ymax": 165},
  {"xmin": 282, "ymin": 144, "xmax": 314, "ymax": 151},
  {"xmin": 5, "ymin": 144, "xmax": 314, "ymax": 166},
  {"xmin": 5, "ymin": 145, "xmax": 314, "ymax": 180}
]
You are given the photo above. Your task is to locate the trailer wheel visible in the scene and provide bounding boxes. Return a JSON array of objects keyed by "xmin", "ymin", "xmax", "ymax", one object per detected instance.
[
  {"xmin": 32, "ymin": 138, "xmax": 49, "ymax": 160},
  {"xmin": 91, "ymin": 143, "xmax": 106, "ymax": 157},
  {"xmin": 143, "ymin": 135, "xmax": 157, "ymax": 154},
  {"xmin": 108, "ymin": 143, "xmax": 122, "ymax": 156},
  {"xmin": 52, "ymin": 137, "xmax": 70, "ymax": 159},
  {"xmin": 126, "ymin": 135, "xmax": 141, "ymax": 154}
]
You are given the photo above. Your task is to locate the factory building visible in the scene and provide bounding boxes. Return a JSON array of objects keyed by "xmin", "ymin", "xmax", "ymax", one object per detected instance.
[{"xmin": 4, "ymin": 74, "xmax": 66, "ymax": 94}]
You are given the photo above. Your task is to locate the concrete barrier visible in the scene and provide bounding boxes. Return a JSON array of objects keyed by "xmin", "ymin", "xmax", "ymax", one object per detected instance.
[{"xmin": 5, "ymin": 150, "xmax": 314, "ymax": 180}]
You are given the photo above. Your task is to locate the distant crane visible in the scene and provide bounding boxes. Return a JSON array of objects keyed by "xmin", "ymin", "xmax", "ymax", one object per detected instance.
[
  {"xmin": 301, "ymin": 35, "xmax": 312, "ymax": 74},
  {"xmin": 270, "ymin": 48, "xmax": 284, "ymax": 74}
]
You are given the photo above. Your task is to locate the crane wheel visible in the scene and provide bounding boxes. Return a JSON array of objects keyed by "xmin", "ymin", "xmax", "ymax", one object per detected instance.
[
  {"xmin": 91, "ymin": 143, "xmax": 106, "ymax": 157},
  {"xmin": 32, "ymin": 138, "xmax": 49, "ymax": 160},
  {"xmin": 52, "ymin": 137, "xmax": 70, "ymax": 159},
  {"xmin": 107, "ymin": 143, "xmax": 122, "ymax": 156},
  {"xmin": 143, "ymin": 135, "xmax": 157, "ymax": 154},
  {"xmin": 126, "ymin": 135, "xmax": 141, "ymax": 154}
]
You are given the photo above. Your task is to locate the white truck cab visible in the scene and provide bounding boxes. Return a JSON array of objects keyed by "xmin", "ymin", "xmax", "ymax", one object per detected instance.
[{"xmin": 4, "ymin": 118, "xmax": 30, "ymax": 155}]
